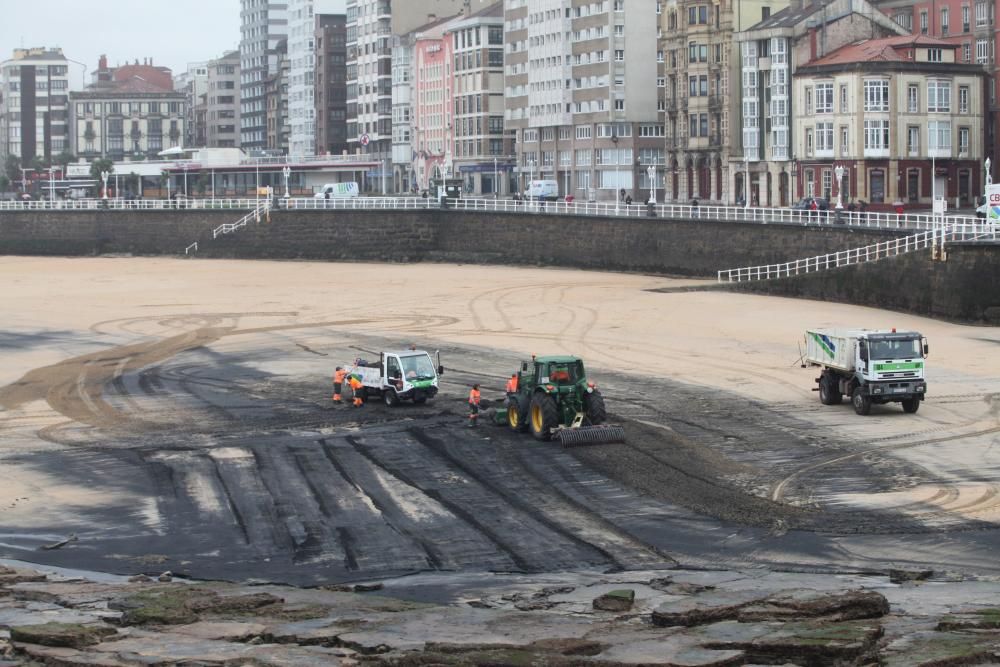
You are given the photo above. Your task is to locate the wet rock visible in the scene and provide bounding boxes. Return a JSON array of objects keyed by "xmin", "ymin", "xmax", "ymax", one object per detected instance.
[
  {"xmin": 936, "ymin": 608, "xmax": 1000, "ymax": 631},
  {"xmin": 652, "ymin": 590, "xmax": 767, "ymax": 627},
  {"xmin": 352, "ymin": 583, "xmax": 383, "ymax": 593},
  {"xmin": 189, "ymin": 592, "xmax": 283, "ymax": 614},
  {"xmin": 128, "ymin": 574, "xmax": 151, "ymax": 583},
  {"xmin": 157, "ymin": 571, "xmax": 173, "ymax": 583},
  {"xmin": 111, "ymin": 587, "xmax": 211, "ymax": 626},
  {"xmin": 319, "ymin": 584, "xmax": 353, "ymax": 593},
  {"xmin": 593, "ymin": 589, "xmax": 635, "ymax": 612},
  {"xmin": 595, "ymin": 630, "xmax": 745, "ymax": 666},
  {"xmin": 170, "ymin": 620, "xmax": 268, "ymax": 641},
  {"xmin": 9, "ymin": 622, "xmax": 116, "ymax": 648},
  {"xmin": 881, "ymin": 629, "xmax": 1000, "ymax": 666},
  {"xmin": 530, "ymin": 637, "xmax": 605, "ymax": 656},
  {"xmin": 0, "ymin": 572, "xmax": 47, "ymax": 586},
  {"xmin": 702, "ymin": 619, "xmax": 883, "ymax": 665},
  {"xmin": 0, "ymin": 600, "xmax": 110, "ymax": 628},
  {"xmin": 889, "ymin": 569, "xmax": 934, "ymax": 584},
  {"xmin": 737, "ymin": 589, "xmax": 889, "ymax": 623}
]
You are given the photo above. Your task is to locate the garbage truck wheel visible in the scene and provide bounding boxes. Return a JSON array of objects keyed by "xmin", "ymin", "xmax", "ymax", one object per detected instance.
[{"xmin": 852, "ymin": 387, "xmax": 872, "ymax": 416}]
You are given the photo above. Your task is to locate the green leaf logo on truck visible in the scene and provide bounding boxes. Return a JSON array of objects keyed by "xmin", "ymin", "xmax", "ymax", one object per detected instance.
[{"xmin": 810, "ymin": 332, "xmax": 836, "ymax": 359}]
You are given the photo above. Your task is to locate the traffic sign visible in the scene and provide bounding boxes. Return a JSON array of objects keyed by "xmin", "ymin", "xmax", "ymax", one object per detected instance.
[{"xmin": 360, "ymin": 133, "xmax": 370, "ymax": 147}]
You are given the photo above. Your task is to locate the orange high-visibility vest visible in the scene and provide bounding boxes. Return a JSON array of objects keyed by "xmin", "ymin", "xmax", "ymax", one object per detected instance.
[
  {"xmin": 468, "ymin": 388, "xmax": 481, "ymax": 405},
  {"xmin": 349, "ymin": 376, "xmax": 363, "ymax": 390},
  {"xmin": 334, "ymin": 369, "xmax": 347, "ymax": 384},
  {"xmin": 505, "ymin": 376, "xmax": 518, "ymax": 392}
]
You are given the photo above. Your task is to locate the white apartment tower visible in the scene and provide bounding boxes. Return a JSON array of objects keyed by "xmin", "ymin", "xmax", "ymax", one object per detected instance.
[
  {"xmin": 240, "ymin": 0, "xmax": 289, "ymax": 151},
  {"xmin": 504, "ymin": 0, "xmax": 662, "ymax": 202},
  {"xmin": 288, "ymin": 0, "xmax": 341, "ymax": 156}
]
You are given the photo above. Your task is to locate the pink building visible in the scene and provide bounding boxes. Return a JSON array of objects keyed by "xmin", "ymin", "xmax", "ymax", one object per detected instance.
[{"xmin": 411, "ymin": 18, "xmax": 456, "ymax": 191}]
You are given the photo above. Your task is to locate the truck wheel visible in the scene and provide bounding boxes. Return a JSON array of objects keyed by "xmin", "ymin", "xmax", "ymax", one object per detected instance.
[
  {"xmin": 852, "ymin": 387, "xmax": 872, "ymax": 416},
  {"xmin": 902, "ymin": 398, "xmax": 921, "ymax": 413},
  {"xmin": 584, "ymin": 390, "xmax": 607, "ymax": 424},
  {"xmin": 413, "ymin": 396, "xmax": 428, "ymax": 405},
  {"xmin": 383, "ymin": 388, "xmax": 400, "ymax": 407},
  {"xmin": 507, "ymin": 396, "xmax": 528, "ymax": 432},
  {"xmin": 529, "ymin": 393, "xmax": 559, "ymax": 441},
  {"xmin": 819, "ymin": 375, "xmax": 842, "ymax": 405}
]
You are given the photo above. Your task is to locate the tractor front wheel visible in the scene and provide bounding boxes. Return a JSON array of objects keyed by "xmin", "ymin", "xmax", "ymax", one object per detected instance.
[
  {"xmin": 529, "ymin": 393, "xmax": 559, "ymax": 441},
  {"xmin": 507, "ymin": 396, "xmax": 528, "ymax": 432},
  {"xmin": 584, "ymin": 390, "xmax": 607, "ymax": 425}
]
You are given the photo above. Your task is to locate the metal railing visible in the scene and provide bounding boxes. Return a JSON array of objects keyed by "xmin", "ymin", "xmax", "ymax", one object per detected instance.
[
  {"xmin": 717, "ymin": 222, "xmax": 999, "ymax": 283},
  {"xmin": 211, "ymin": 201, "xmax": 270, "ymax": 240},
  {"xmin": 2, "ymin": 195, "xmax": 996, "ymax": 235}
]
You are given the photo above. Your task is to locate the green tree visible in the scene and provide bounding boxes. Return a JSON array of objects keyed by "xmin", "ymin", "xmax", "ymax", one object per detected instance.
[
  {"xmin": 4, "ymin": 155, "xmax": 22, "ymax": 187},
  {"xmin": 31, "ymin": 156, "xmax": 51, "ymax": 171},
  {"xmin": 53, "ymin": 150, "xmax": 76, "ymax": 171},
  {"xmin": 0, "ymin": 175, "xmax": 10, "ymax": 191},
  {"xmin": 89, "ymin": 158, "xmax": 115, "ymax": 181}
]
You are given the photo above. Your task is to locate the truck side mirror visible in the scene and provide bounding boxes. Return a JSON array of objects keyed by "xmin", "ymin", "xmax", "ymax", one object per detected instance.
[
  {"xmin": 437, "ymin": 365, "xmax": 444, "ymax": 376},
  {"xmin": 859, "ymin": 342, "xmax": 868, "ymax": 362},
  {"xmin": 923, "ymin": 339, "xmax": 929, "ymax": 356},
  {"xmin": 521, "ymin": 361, "xmax": 528, "ymax": 372}
]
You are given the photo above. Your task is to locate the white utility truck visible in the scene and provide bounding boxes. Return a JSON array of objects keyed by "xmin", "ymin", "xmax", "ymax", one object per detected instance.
[
  {"xmin": 805, "ymin": 328, "xmax": 929, "ymax": 415},
  {"xmin": 351, "ymin": 350, "xmax": 443, "ymax": 406},
  {"xmin": 314, "ymin": 182, "xmax": 359, "ymax": 199}
]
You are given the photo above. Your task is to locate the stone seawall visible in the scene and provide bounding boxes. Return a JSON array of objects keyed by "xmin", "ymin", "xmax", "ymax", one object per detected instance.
[{"xmin": 1, "ymin": 208, "xmax": 997, "ymax": 322}]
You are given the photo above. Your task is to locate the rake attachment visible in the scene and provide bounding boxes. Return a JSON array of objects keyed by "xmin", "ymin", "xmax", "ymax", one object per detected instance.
[{"xmin": 554, "ymin": 424, "xmax": 626, "ymax": 446}]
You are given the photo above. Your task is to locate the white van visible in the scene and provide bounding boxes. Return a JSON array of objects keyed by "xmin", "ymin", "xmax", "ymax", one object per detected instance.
[
  {"xmin": 314, "ymin": 182, "xmax": 359, "ymax": 199},
  {"xmin": 524, "ymin": 179, "xmax": 559, "ymax": 201}
]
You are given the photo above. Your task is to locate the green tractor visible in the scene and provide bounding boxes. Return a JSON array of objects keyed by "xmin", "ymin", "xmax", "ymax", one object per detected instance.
[{"xmin": 502, "ymin": 356, "xmax": 625, "ymax": 445}]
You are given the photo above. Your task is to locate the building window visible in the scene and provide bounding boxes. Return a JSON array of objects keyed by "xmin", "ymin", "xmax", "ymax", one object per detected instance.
[
  {"xmin": 864, "ymin": 119, "xmax": 890, "ymax": 151},
  {"xmin": 929, "ymin": 120, "xmax": 952, "ymax": 151},
  {"xmin": 964, "ymin": 43, "xmax": 972, "ymax": 62},
  {"xmin": 863, "ymin": 80, "xmax": 890, "ymax": 112},
  {"xmin": 976, "ymin": 1, "xmax": 988, "ymax": 26},
  {"xmin": 895, "ymin": 11, "xmax": 913, "ymax": 30},
  {"xmin": 941, "ymin": 7, "xmax": 949, "ymax": 34},
  {"xmin": 805, "ymin": 87, "xmax": 813, "ymax": 114},
  {"xmin": 908, "ymin": 84, "xmax": 919, "ymax": 112},
  {"xmin": 928, "ymin": 81, "xmax": 951, "ymax": 112},
  {"xmin": 805, "ymin": 168, "xmax": 815, "ymax": 196},
  {"xmin": 815, "ymin": 82, "xmax": 833, "ymax": 113},
  {"xmin": 840, "ymin": 125, "xmax": 849, "ymax": 156},
  {"xmin": 523, "ymin": 129, "xmax": 538, "ymax": 142},
  {"xmin": 907, "ymin": 125, "xmax": 920, "ymax": 155},
  {"xmin": 821, "ymin": 169, "xmax": 832, "ymax": 199},
  {"xmin": 959, "ymin": 85, "xmax": 969, "ymax": 113},
  {"xmin": 805, "ymin": 127, "xmax": 813, "ymax": 156},
  {"xmin": 575, "ymin": 125, "xmax": 591, "ymax": 140},
  {"xmin": 839, "ymin": 84, "xmax": 848, "ymax": 112},
  {"xmin": 615, "ymin": 49, "xmax": 624, "ymax": 61},
  {"xmin": 928, "ymin": 48, "xmax": 943, "ymax": 62},
  {"xmin": 816, "ymin": 121, "xmax": 834, "ymax": 153},
  {"xmin": 963, "ymin": 5, "xmax": 970, "ymax": 30},
  {"xmin": 977, "ymin": 38, "xmax": 989, "ymax": 63},
  {"xmin": 920, "ymin": 10, "xmax": 928, "ymax": 32},
  {"xmin": 959, "ymin": 126, "xmax": 970, "ymax": 154}
]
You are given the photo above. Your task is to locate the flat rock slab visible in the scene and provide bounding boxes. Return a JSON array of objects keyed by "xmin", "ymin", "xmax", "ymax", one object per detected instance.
[
  {"xmin": 8, "ymin": 581, "xmax": 128, "ymax": 607},
  {"xmin": 0, "ymin": 600, "xmax": 109, "ymax": 629},
  {"xmin": 889, "ymin": 569, "xmax": 934, "ymax": 584},
  {"xmin": 167, "ymin": 620, "xmax": 268, "ymax": 642},
  {"xmin": 10, "ymin": 622, "xmax": 117, "ymax": 648},
  {"xmin": 652, "ymin": 590, "xmax": 768, "ymax": 627},
  {"xmin": 593, "ymin": 629, "xmax": 745, "ymax": 666},
  {"xmin": 881, "ymin": 629, "xmax": 1000, "ymax": 666},
  {"xmin": 701, "ymin": 619, "xmax": 883, "ymax": 665},
  {"xmin": 936, "ymin": 608, "xmax": 1000, "ymax": 631},
  {"xmin": 737, "ymin": 589, "xmax": 889, "ymax": 622}
]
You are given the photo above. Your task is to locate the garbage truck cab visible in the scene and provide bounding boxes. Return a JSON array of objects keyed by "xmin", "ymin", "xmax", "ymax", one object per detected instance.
[{"xmin": 351, "ymin": 350, "xmax": 443, "ymax": 406}]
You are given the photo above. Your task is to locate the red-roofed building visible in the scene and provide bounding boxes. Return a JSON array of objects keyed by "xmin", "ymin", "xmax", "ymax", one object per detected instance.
[{"xmin": 794, "ymin": 34, "xmax": 986, "ymax": 208}]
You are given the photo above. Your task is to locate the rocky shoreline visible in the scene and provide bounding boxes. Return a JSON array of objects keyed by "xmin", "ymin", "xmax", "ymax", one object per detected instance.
[{"xmin": 2, "ymin": 563, "xmax": 1000, "ymax": 665}]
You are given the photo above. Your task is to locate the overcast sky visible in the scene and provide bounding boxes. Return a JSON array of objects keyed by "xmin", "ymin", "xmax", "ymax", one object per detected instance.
[{"xmin": 0, "ymin": 0, "xmax": 243, "ymax": 87}]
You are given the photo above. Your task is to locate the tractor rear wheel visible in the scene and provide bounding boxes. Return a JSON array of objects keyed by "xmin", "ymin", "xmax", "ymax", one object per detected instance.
[
  {"xmin": 529, "ymin": 393, "xmax": 559, "ymax": 441},
  {"xmin": 507, "ymin": 396, "xmax": 528, "ymax": 432},
  {"xmin": 584, "ymin": 390, "xmax": 607, "ymax": 424}
]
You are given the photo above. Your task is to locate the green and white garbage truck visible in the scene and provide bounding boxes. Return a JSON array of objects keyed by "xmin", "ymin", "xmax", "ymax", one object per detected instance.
[
  {"xmin": 351, "ymin": 350, "xmax": 443, "ymax": 406},
  {"xmin": 805, "ymin": 328, "xmax": 929, "ymax": 415}
]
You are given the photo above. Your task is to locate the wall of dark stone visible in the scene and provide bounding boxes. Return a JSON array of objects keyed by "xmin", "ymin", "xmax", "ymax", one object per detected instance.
[{"xmin": 1, "ymin": 207, "xmax": 997, "ymax": 323}]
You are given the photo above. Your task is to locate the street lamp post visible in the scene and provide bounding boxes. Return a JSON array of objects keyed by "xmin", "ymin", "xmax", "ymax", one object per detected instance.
[
  {"xmin": 49, "ymin": 166, "xmax": 56, "ymax": 203},
  {"xmin": 611, "ymin": 135, "xmax": 620, "ymax": 213},
  {"xmin": 100, "ymin": 170, "xmax": 109, "ymax": 200},
  {"xmin": 744, "ymin": 151, "xmax": 750, "ymax": 209},
  {"xmin": 494, "ymin": 157, "xmax": 498, "ymax": 199},
  {"xmin": 834, "ymin": 164, "xmax": 845, "ymax": 223},
  {"xmin": 529, "ymin": 157, "xmax": 535, "ymax": 209},
  {"xmin": 282, "ymin": 165, "xmax": 291, "ymax": 198},
  {"xmin": 647, "ymin": 164, "xmax": 657, "ymax": 205}
]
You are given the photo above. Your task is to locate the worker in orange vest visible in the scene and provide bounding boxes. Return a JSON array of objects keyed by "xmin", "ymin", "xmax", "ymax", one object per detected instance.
[
  {"xmin": 468, "ymin": 384, "xmax": 481, "ymax": 427},
  {"xmin": 349, "ymin": 374, "xmax": 365, "ymax": 407},
  {"xmin": 332, "ymin": 367, "xmax": 347, "ymax": 404},
  {"xmin": 505, "ymin": 373, "xmax": 518, "ymax": 397}
]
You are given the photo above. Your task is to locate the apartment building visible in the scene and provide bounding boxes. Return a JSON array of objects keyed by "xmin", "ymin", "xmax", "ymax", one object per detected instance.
[
  {"xmin": 69, "ymin": 56, "xmax": 186, "ymax": 162},
  {"xmin": 347, "ymin": 0, "xmax": 484, "ymax": 192},
  {"xmin": 206, "ymin": 51, "xmax": 241, "ymax": 148},
  {"xmin": 411, "ymin": 16, "xmax": 459, "ymax": 192},
  {"xmin": 733, "ymin": 0, "xmax": 905, "ymax": 206},
  {"xmin": 660, "ymin": 0, "xmax": 792, "ymax": 204},
  {"xmin": 174, "ymin": 62, "xmax": 208, "ymax": 148},
  {"xmin": 447, "ymin": 2, "xmax": 511, "ymax": 195},
  {"xmin": 315, "ymin": 12, "xmax": 348, "ymax": 156},
  {"xmin": 0, "ymin": 48, "xmax": 71, "ymax": 166},
  {"xmin": 240, "ymin": 0, "xmax": 289, "ymax": 150},
  {"xmin": 874, "ymin": 0, "xmax": 997, "ymax": 175},
  {"xmin": 265, "ymin": 39, "xmax": 291, "ymax": 152},
  {"xmin": 391, "ymin": 31, "xmax": 416, "ymax": 191},
  {"xmin": 504, "ymin": 0, "xmax": 661, "ymax": 202},
  {"xmin": 794, "ymin": 35, "xmax": 985, "ymax": 207}
]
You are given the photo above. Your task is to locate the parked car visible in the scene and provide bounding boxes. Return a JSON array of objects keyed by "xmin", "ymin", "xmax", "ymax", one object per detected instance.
[{"xmin": 791, "ymin": 197, "xmax": 830, "ymax": 211}]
